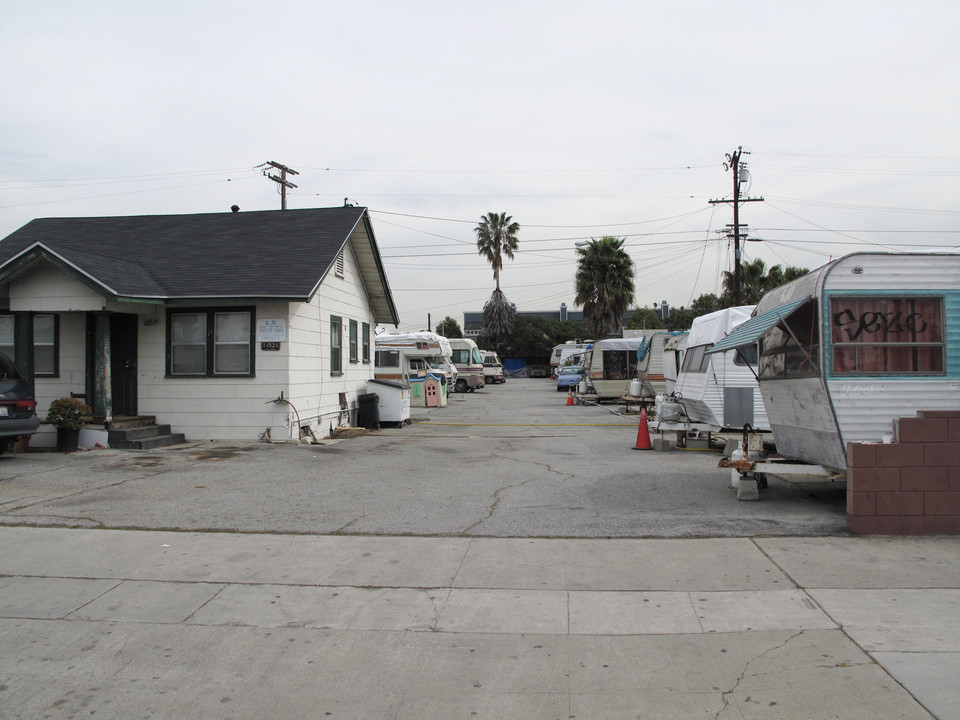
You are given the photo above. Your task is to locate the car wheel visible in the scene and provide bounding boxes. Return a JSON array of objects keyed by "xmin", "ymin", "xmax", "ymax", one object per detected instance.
[{"xmin": 454, "ymin": 379, "xmax": 467, "ymax": 393}]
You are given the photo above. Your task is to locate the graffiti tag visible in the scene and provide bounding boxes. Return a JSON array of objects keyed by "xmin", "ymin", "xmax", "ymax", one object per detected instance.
[{"xmin": 832, "ymin": 309, "xmax": 928, "ymax": 341}]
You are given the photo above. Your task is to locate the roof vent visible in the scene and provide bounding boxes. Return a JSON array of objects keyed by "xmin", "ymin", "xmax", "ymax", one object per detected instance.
[{"xmin": 230, "ymin": 205, "xmax": 240, "ymax": 213}]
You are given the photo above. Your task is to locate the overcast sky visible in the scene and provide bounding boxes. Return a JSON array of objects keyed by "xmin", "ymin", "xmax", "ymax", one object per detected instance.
[{"xmin": 2, "ymin": 1, "xmax": 958, "ymax": 332}]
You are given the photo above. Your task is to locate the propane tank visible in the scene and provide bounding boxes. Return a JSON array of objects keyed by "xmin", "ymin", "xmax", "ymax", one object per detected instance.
[
  {"xmin": 629, "ymin": 379, "xmax": 642, "ymax": 397},
  {"xmin": 729, "ymin": 446, "xmax": 745, "ymax": 489}
]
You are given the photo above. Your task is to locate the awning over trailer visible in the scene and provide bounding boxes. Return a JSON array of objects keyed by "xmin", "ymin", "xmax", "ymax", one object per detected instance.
[{"xmin": 706, "ymin": 297, "xmax": 809, "ymax": 354}]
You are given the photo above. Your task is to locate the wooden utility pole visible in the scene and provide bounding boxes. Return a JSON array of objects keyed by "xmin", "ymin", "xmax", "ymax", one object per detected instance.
[
  {"xmin": 709, "ymin": 147, "xmax": 763, "ymax": 306},
  {"xmin": 259, "ymin": 161, "xmax": 299, "ymax": 210}
]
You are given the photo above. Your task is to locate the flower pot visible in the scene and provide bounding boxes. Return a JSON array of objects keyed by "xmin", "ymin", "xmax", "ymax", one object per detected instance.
[{"xmin": 56, "ymin": 427, "xmax": 80, "ymax": 453}]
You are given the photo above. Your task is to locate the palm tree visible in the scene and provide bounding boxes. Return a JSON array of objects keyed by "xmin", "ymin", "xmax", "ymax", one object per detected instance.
[
  {"xmin": 721, "ymin": 259, "xmax": 809, "ymax": 306},
  {"xmin": 575, "ymin": 236, "xmax": 635, "ymax": 338},
  {"xmin": 475, "ymin": 212, "xmax": 520, "ymax": 339},
  {"xmin": 475, "ymin": 212, "xmax": 520, "ymax": 291}
]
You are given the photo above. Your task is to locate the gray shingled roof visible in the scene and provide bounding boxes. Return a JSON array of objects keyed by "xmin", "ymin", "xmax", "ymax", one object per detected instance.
[{"xmin": 0, "ymin": 207, "xmax": 399, "ymax": 323}]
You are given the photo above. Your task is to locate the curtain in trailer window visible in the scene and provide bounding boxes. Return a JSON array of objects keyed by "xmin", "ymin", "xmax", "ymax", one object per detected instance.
[
  {"xmin": 214, "ymin": 312, "xmax": 251, "ymax": 374},
  {"xmin": 831, "ymin": 297, "xmax": 944, "ymax": 374},
  {"xmin": 171, "ymin": 313, "xmax": 207, "ymax": 375}
]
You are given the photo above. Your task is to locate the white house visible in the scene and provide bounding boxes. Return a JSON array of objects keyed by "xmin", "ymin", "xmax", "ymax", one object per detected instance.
[{"xmin": 0, "ymin": 206, "xmax": 399, "ymax": 447}]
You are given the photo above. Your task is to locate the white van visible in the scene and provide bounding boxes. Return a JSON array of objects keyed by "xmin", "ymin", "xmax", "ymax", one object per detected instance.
[{"xmin": 447, "ymin": 338, "xmax": 486, "ymax": 392}]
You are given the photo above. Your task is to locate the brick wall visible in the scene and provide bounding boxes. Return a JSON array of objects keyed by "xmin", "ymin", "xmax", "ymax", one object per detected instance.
[{"xmin": 847, "ymin": 410, "xmax": 960, "ymax": 535}]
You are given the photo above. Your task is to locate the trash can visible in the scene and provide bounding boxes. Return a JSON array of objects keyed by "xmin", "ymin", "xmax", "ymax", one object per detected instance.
[{"xmin": 357, "ymin": 392, "xmax": 380, "ymax": 430}]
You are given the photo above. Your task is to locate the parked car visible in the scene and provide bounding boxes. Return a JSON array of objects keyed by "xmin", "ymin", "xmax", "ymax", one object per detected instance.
[
  {"xmin": 556, "ymin": 365, "xmax": 585, "ymax": 392},
  {"xmin": 0, "ymin": 352, "xmax": 40, "ymax": 454}
]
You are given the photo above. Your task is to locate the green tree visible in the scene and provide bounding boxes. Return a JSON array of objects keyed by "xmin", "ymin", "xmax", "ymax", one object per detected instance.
[
  {"xmin": 575, "ymin": 236, "xmax": 635, "ymax": 339},
  {"xmin": 475, "ymin": 211, "xmax": 520, "ymax": 339},
  {"xmin": 625, "ymin": 307, "xmax": 662, "ymax": 331},
  {"xmin": 435, "ymin": 316, "xmax": 463, "ymax": 338},
  {"xmin": 689, "ymin": 293, "xmax": 721, "ymax": 318},
  {"xmin": 721, "ymin": 259, "xmax": 809, "ymax": 306}
]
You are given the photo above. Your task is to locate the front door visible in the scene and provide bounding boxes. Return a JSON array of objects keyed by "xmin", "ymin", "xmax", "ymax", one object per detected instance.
[{"xmin": 110, "ymin": 314, "xmax": 138, "ymax": 417}]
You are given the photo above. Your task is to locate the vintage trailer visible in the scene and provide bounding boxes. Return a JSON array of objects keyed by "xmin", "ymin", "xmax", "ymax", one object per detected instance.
[
  {"xmin": 582, "ymin": 337, "xmax": 646, "ymax": 400},
  {"xmin": 635, "ymin": 332, "xmax": 684, "ymax": 398},
  {"xmin": 708, "ymin": 252, "xmax": 960, "ymax": 472},
  {"xmin": 674, "ymin": 307, "xmax": 770, "ymax": 431},
  {"xmin": 662, "ymin": 333, "xmax": 687, "ymax": 394}
]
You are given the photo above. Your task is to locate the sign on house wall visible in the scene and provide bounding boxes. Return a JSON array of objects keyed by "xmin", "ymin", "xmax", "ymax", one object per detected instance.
[{"xmin": 257, "ymin": 318, "xmax": 287, "ymax": 350}]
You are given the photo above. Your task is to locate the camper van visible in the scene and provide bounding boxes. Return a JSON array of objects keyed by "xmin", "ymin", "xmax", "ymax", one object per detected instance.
[
  {"xmin": 374, "ymin": 332, "xmax": 457, "ymax": 389},
  {"xmin": 708, "ymin": 252, "xmax": 960, "ymax": 472},
  {"xmin": 582, "ymin": 337, "xmax": 646, "ymax": 400},
  {"xmin": 673, "ymin": 306, "xmax": 769, "ymax": 430},
  {"xmin": 447, "ymin": 338, "xmax": 485, "ymax": 392}
]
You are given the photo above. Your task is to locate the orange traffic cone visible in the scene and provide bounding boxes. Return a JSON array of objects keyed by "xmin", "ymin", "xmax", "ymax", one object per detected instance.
[
  {"xmin": 566, "ymin": 391, "xmax": 575, "ymax": 406},
  {"xmin": 632, "ymin": 408, "xmax": 652, "ymax": 450}
]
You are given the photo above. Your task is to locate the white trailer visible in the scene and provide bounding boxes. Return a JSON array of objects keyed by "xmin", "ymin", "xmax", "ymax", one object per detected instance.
[
  {"xmin": 674, "ymin": 307, "xmax": 769, "ymax": 431},
  {"xmin": 582, "ymin": 337, "xmax": 646, "ymax": 400},
  {"xmin": 709, "ymin": 252, "xmax": 960, "ymax": 474}
]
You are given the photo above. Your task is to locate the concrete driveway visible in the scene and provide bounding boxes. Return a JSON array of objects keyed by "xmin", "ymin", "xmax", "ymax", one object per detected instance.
[{"xmin": 0, "ymin": 378, "xmax": 847, "ymax": 537}]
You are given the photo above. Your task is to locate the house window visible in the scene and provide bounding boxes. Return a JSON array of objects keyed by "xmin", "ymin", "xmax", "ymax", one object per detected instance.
[
  {"xmin": 362, "ymin": 323, "xmax": 370, "ymax": 363},
  {"xmin": 830, "ymin": 296, "xmax": 944, "ymax": 375},
  {"xmin": 349, "ymin": 320, "xmax": 358, "ymax": 363},
  {"xmin": 330, "ymin": 316, "xmax": 343, "ymax": 375},
  {"xmin": 0, "ymin": 313, "xmax": 59, "ymax": 376},
  {"xmin": 168, "ymin": 308, "xmax": 255, "ymax": 377}
]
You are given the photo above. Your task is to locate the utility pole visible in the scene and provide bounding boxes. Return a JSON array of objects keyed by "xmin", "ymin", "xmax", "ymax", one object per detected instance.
[
  {"xmin": 258, "ymin": 161, "xmax": 299, "ymax": 210},
  {"xmin": 709, "ymin": 147, "xmax": 763, "ymax": 305}
]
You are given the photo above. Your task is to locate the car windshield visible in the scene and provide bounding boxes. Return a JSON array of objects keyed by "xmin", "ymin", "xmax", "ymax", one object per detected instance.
[{"xmin": 560, "ymin": 367, "xmax": 580, "ymax": 375}]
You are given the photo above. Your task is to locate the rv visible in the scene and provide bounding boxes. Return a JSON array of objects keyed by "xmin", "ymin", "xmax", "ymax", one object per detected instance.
[
  {"xmin": 374, "ymin": 332, "xmax": 457, "ymax": 390},
  {"xmin": 550, "ymin": 341, "xmax": 589, "ymax": 377},
  {"xmin": 708, "ymin": 252, "xmax": 960, "ymax": 472},
  {"xmin": 480, "ymin": 350, "xmax": 505, "ymax": 384},
  {"xmin": 447, "ymin": 338, "xmax": 485, "ymax": 392},
  {"xmin": 582, "ymin": 337, "xmax": 646, "ymax": 400},
  {"xmin": 673, "ymin": 306, "xmax": 769, "ymax": 430}
]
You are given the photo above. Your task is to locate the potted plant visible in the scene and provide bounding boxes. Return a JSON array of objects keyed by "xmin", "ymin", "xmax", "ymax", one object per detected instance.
[{"xmin": 46, "ymin": 397, "xmax": 92, "ymax": 452}]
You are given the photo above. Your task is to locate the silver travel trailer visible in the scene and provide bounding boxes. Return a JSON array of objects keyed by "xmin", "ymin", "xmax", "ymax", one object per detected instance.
[
  {"xmin": 582, "ymin": 337, "xmax": 646, "ymax": 400},
  {"xmin": 674, "ymin": 307, "xmax": 769, "ymax": 431},
  {"xmin": 708, "ymin": 252, "xmax": 960, "ymax": 472},
  {"xmin": 635, "ymin": 331, "xmax": 684, "ymax": 398},
  {"xmin": 662, "ymin": 333, "xmax": 687, "ymax": 394}
]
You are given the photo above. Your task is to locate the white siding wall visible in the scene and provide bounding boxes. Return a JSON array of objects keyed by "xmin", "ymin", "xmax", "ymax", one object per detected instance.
[
  {"xmin": 9, "ymin": 265, "xmax": 103, "ymax": 312},
  {"xmin": 31, "ymin": 312, "xmax": 89, "ymax": 449}
]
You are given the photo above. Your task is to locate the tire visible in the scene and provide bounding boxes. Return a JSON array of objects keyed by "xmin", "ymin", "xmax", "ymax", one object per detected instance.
[
  {"xmin": 484, "ymin": 376, "xmax": 492, "ymax": 385},
  {"xmin": 454, "ymin": 379, "xmax": 468, "ymax": 393},
  {"xmin": 0, "ymin": 439, "xmax": 9, "ymax": 456}
]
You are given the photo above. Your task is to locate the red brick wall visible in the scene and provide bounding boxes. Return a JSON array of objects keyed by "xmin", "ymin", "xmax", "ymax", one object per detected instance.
[{"xmin": 847, "ymin": 410, "xmax": 960, "ymax": 535}]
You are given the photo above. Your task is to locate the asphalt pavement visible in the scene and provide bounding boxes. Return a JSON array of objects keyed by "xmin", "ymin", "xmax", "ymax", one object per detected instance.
[{"xmin": 0, "ymin": 378, "xmax": 957, "ymax": 719}]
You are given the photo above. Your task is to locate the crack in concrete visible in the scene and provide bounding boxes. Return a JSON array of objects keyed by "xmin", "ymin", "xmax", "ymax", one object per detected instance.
[
  {"xmin": 715, "ymin": 630, "xmax": 805, "ymax": 719},
  {"xmin": 461, "ymin": 454, "xmax": 574, "ymax": 534}
]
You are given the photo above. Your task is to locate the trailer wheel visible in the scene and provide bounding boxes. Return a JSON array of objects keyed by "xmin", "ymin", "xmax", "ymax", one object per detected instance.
[{"xmin": 454, "ymin": 379, "xmax": 468, "ymax": 393}]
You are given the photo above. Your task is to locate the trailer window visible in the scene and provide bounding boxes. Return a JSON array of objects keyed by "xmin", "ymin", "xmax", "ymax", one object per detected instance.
[
  {"xmin": 375, "ymin": 349, "xmax": 399, "ymax": 367},
  {"xmin": 759, "ymin": 300, "xmax": 820, "ymax": 379},
  {"xmin": 602, "ymin": 350, "xmax": 638, "ymax": 380},
  {"xmin": 830, "ymin": 296, "xmax": 944, "ymax": 375},
  {"xmin": 681, "ymin": 345, "xmax": 710, "ymax": 373},
  {"xmin": 733, "ymin": 345, "xmax": 758, "ymax": 367}
]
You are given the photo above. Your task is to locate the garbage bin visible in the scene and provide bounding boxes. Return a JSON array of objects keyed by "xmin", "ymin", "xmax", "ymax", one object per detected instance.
[{"xmin": 357, "ymin": 392, "xmax": 380, "ymax": 430}]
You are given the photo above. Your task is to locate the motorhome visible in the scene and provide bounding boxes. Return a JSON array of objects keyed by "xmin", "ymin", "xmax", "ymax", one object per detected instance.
[
  {"xmin": 581, "ymin": 337, "xmax": 646, "ymax": 400},
  {"xmin": 550, "ymin": 341, "xmax": 589, "ymax": 377},
  {"xmin": 708, "ymin": 252, "xmax": 960, "ymax": 472},
  {"xmin": 447, "ymin": 337, "xmax": 485, "ymax": 392},
  {"xmin": 374, "ymin": 332, "xmax": 457, "ymax": 390},
  {"xmin": 673, "ymin": 306, "xmax": 769, "ymax": 430},
  {"xmin": 480, "ymin": 350, "xmax": 505, "ymax": 384}
]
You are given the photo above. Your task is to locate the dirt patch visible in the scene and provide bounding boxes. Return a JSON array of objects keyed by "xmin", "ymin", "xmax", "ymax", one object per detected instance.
[
  {"xmin": 190, "ymin": 447, "xmax": 245, "ymax": 461},
  {"xmin": 329, "ymin": 428, "xmax": 371, "ymax": 440}
]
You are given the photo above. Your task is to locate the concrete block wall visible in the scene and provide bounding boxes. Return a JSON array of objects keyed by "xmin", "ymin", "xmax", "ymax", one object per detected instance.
[{"xmin": 847, "ymin": 410, "xmax": 960, "ymax": 535}]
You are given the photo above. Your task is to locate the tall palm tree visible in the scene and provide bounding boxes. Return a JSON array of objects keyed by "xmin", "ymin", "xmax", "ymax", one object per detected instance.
[
  {"xmin": 575, "ymin": 236, "xmax": 635, "ymax": 338},
  {"xmin": 721, "ymin": 259, "xmax": 809, "ymax": 306},
  {"xmin": 475, "ymin": 212, "xmax": 520, "ymax": 291},
  {"xmin": 475, "ymin": 212, "xmax": 520, "ymax": 338}
]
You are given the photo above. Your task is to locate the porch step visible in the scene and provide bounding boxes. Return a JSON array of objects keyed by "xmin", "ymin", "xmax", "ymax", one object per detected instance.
[{"xmin": 107, "ymin": 418, "xmax": 186, "ymax": 450}]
